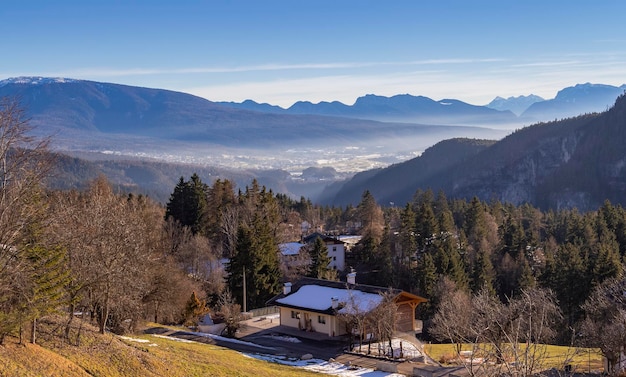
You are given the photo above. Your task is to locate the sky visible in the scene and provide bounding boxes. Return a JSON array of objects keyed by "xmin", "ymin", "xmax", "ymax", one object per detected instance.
[{"xmin": 2, "ymin": 1, "xmax": 626, "ymax": 107}]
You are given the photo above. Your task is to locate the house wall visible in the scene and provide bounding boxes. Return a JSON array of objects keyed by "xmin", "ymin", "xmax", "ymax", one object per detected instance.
[
  {"xmin": 279, "ymin": 307, "xmax": 344, "ymax": 337},
  {"xmin": 327, "ymin": 243, "xmax": 345, "ymax": 271},
  {"xmin": 396, "ymin": 303, "xmax": 414, "ymax": 332}
]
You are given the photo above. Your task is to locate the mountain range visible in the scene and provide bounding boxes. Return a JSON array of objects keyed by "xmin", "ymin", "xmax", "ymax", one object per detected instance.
[
  {"xmin": 321, "ymin": 93, "xmax": 626, "ymax": 211},
  {"xmin": 218, "ymin": 82, "xmax": 626, "ymax": 124},
  {"xmin": 1, "ymin": 76, "xmax": 626, "ymax": 210}
]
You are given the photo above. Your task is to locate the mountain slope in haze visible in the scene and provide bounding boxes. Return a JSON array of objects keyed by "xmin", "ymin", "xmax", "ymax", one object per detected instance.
[
  {"xmin": 0, "ymin": 77, "xmax": 503, "ymax": 151},
  {"xmin": 221, "ymin": 83, "xmax": 626, "ymax": 125},
  {"xmin": 486, "ymin": 94, "xmax": 544, "ymax": 116},
  {"xmin": 221, "ymin": 93, "xmax": 519, "ymax": 125},
  {"xmin": 48, "ymin": 152, "xmax": 331, "ymax": 204},
  {"xmin": 522, "ymin": 83, "xmax": 626, "ymax": 121},
  {"xmin": 327, "ymin": 94, "xmax": 626, "ymax": 211},
  {"xmin": 319, "ymin": 138, "xmax": 496, "ymax": 206}
]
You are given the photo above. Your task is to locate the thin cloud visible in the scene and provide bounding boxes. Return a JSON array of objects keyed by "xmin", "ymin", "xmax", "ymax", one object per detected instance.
[
  {"xmin": 511, "ymin": 60, "xmax": 582, "ymax": 68},
  {"xmin": 29, "ymin": 58, "xmax": 508, "ymax": 79}
]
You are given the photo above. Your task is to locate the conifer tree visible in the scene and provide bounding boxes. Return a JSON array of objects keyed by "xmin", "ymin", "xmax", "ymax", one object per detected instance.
[
  {"xmin": 516, "ymin": 254, "xmax": 536, "ymax": 292},
  {"xmin": 165, "ymin": 174, "xmax": 209, "ymax": 235},
  {"xmin": 416, "ymin": 253, "xmax": 437, "ymax": 315},
  {"xmin": 308, "ymin": 236, "xmax": 333, "ymax": 280},
  {"xmin": 227, "ymin": 213, "xmax": 281, "ymax": 309},
  {"xmin": 416, "ymin": 201, "xmax": 439, "ymax": 252},
  {"xmin": 471, "ymin": 247, "xmax": 495, "ymax": 295},
  {"xmin": 552, "ymin": 243, "xmax": 588, "ymax": 326},
  {"xmin": 357, "ymin": 190, "xmax": 384, "ymax": 240},
  {"xmin": 374, "ymin": 225, "xmax": 394, "ymax": 287}
]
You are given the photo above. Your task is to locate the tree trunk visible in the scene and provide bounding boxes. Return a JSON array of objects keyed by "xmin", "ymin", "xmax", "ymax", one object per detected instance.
[
  {"xmin": 30, "ymin": 318, "xmax": 36, "ymax": 344},
  {"xmin": 154, "ymin": 300, "xmax": 159, "ymax": 323},
  {"xmin": 65, "ymin": 302, "xmax": 75, "ymax": 341},
  {"xmin": 99, "ymin": 288, "xmax": 110, "ymax": 334}
]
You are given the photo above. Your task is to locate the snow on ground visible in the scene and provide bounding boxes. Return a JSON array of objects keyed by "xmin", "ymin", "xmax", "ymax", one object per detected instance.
[
  {"xmin": 152, "ymin": 334, "xmax": 193, "ymax": 343},
  {"xmin": 263, "ymin": 334, "xmax": 302, "ymax": 343},
  {"xmin": 118, "ymin": 335, "xmax": 158, "ymax": 347},
  {"xmin": 245, "ymin": 354, "xmax": 405, "ymax": 377}
]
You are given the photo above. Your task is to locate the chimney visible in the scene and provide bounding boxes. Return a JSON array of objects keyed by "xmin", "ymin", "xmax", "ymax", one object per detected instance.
[
  {"xmin": 331, "ymin": 297, "xmax": 339, "ymax": 309},
  {"xmin": 347, "ymin": 271, "xmax": 356, "ymax": 285},
  {"xmin": 283, "ymin": 282, "xmax": 292, "ymax": 295}
]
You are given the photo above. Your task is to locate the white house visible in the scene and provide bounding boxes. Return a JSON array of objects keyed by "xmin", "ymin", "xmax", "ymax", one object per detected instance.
[
  {"xmin": 266, "ymin": 274, "xmax": 427, "ymax": 338},
  {"xmin": 303, "ymin": 232, "xmax": 346, "ymax": 271}
]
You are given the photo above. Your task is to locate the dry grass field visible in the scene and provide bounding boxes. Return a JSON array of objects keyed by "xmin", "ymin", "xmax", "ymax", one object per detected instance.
[
  {"xmin": 0, "ymin": 316, "xmax": 321, "ymax": 377},
  {"xmin": 424, "ymin": 342, "xmax": 604, "ymax": 373}
]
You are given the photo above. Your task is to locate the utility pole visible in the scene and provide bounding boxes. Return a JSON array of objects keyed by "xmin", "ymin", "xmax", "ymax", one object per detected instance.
[{"xmin": 243, "ymin": 265, "xmax": 247, "ymax": 313}]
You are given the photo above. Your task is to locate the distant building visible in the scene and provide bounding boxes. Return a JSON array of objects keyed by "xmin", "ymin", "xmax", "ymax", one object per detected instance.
[
  {"xmin": 278, "ymin": 242, "xmax": 308, "ymax": 267},
  {"xmin": 303, "ymin": 232, "xmax": 346, "ymax": 271}
]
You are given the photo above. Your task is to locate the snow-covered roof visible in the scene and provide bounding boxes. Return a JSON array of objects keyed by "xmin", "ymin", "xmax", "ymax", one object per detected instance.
[
  {"xmin": 275, "ymin": 284, "xmax": 383, "ymax": 314},
  {"xmin": 279, "ymin": 242, "xmax": 306, "ymax": 256}
]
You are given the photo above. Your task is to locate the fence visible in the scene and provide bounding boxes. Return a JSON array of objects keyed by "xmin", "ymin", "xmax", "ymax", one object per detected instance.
[{"xmin": 246, "ymin": 306, "xmax": 279, "ymax": 318}]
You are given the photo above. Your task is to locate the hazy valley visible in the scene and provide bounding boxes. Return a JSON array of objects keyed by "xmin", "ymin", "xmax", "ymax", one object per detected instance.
[{"xmin": 1, "ymin": 77, "xmax": 625, "ymax": 207}]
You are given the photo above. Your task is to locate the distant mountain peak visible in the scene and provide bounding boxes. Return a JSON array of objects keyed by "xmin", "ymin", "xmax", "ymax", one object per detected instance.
[
  {"xmin": 486, "ymin": 94, "xmax": 544, "ymax": 115},
  {"xmin": 0, "ymin": 76, "xmax": 78, "ymax": 87}
]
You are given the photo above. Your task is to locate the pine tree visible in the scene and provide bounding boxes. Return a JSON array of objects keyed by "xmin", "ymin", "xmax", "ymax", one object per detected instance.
[
  {"xmin": 553, "ymin": 243, "xmax": 588, "ymax": 326},
  {"xmin": 227, "ymin": 213, "xmax": 281, "ymax": 309},
  {"xmin": 309, "ymin": 236, "xmax": 333, "ymax": 280},
  {"xmin": 165, "ymin": 174, "xmax": 209, "ymax": 235},
  {"xmin": 516, "ymin": 254, "xmax": 536, "ymax": 292},
  {"xmin": 465, "ymin": 197, "xmax": 487, "ymax": 251},
  {"xmin": 374, "ymin": 225, "xmax": 394, "ymax": 287},
  {"xmin": 416, "ymin": 253, "xmax": 437, "ymax": 304},
  {"xmin": 471, "ymin": 247, "xmax": 495, "ymax": 296},
  {"xmin": 416, "ymin": 201, "xmax": 439, "ymax": 252},
  {"xmin": 357, "ymin": 190, "xmax": 384, "ymax": 240}
]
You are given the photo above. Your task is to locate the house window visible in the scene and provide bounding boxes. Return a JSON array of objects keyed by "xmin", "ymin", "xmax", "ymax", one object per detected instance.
[
  {"xmin": 318, "ymin": 315, "xmax": 326, "ymax": 324},
  {"xmin": 333, "ymin": 246, "xmax": 337, "ymax": 251},
  {"xmin": 333, "ymin": 256, "xmax": 336, "ymax": 261},
  {"xmin": 291, "ymin": 310, "xmax": 300, "ymax": 319}
]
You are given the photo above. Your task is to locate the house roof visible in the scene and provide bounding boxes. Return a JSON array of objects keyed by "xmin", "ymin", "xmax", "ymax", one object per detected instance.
[
  {"xmin": 266, "ymin": 277, "xmax": 426, "ymax": 315},
  {"xmin": 279, "ymin": 242, "xmax": 306, "ymax": 256},
  {"xmin": 303, "ymin": 232, "xmax": 345, "ymax": 245}
]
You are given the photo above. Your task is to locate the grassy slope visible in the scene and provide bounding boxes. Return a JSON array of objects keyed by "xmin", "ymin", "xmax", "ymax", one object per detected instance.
[
  {"xmin": 424, "ymin": 343, "xmax": 604, "ymax": 373},
  {"xmin": 0, "ymin": 317, "xmax": 321, "ymax": 377}
]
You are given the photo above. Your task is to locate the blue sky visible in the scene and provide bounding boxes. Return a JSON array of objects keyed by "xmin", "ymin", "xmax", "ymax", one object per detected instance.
[{"xmin": 3, "ymin": 1, "xmax": 626, "ymax": 107}]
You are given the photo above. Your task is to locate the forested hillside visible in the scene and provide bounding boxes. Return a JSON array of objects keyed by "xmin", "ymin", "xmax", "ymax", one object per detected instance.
[{"xmin": 329, "ymin": 94, "xmax": 626, "ymax": 211}]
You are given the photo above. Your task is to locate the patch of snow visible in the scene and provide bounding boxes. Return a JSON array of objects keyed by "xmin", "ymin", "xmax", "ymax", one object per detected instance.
[
  {"xmin": 151, "ymin": 334, "xmax": 194, "ymax": 343},
  {"xmin": 0, "ymin": 76, "xmax": 77, "ymax": 87},
  {"xmin": 264, "ymin": 334, "xmax": 302, "ymax": 343},
  {"xmin": 118, "ymin": 335, "xmax": 158, "ymax": 347}
]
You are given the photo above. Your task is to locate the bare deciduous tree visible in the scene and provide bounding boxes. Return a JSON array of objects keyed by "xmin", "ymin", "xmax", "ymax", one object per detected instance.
[
  {"xmin": 581, "ymin": 277, "xmax": 626, "ymax": 376},
  {"xmin": 369, "ymin": 291, "xmax": 399, "ymax": 357},
  {"xmin": 431, "ymin": 287, "xmax": 563, "ymax": 377},
  {"xmin": 0, "ymin": 98, "xmax": 55, "ymax": 344},
  {"xmin": 218, "ymin": 290, "xmax": 245, "ymax": 338}
]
